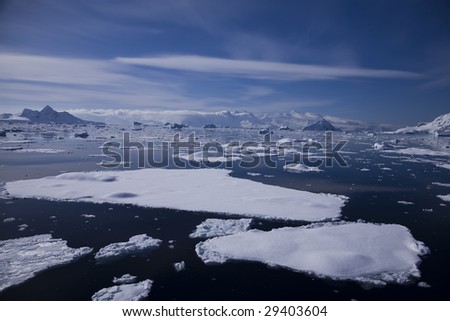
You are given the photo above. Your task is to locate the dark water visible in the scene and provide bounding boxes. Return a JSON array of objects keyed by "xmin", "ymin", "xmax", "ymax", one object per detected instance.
[{"xmin": 1, "ymin": 133, "xmax": 450, "ymax": 300}]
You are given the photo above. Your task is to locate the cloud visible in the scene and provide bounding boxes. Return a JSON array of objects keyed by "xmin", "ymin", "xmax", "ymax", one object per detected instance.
[{"xmin": 116, "ymin": 55, "xmax": 422, "ymax": 81}]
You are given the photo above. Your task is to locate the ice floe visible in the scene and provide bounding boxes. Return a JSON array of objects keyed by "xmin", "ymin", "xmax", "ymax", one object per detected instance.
[
  {"xmin": 173, "ymin": 261, "xmax": 186, "ymax": 272},
  {"xmin": 3, "ymin": 217, "xmax": 15, "ymax": 223},
  {"xmin": 398, "ymin": 201, "xmax": 414, "ymax": 205},
  {"xmin": 385, "ymin": 148, "xmax": 449, "ymax": 157},
  {"xmin": 283, "ymin": 163, "xmax": 322, "ymax": 173},
  {"xmin": 91, "ymin": 280, "xmax": 153, "ymax": 301},
  {"xmin": 14, "ymin": 148, "xmax": 65, "ymax": 154},
  {"xmin": 437, "ymin": 195, "xmax": 450, "ymax": 202},
  {"xmin": 0, "ymin": 234, "xmax": 92, "ymax": 292},
  {"xmin": 113, "ymin": 274, "xmax": 137, "ymax": 285},
  {"xmin": 432, "ymin": 182, "xmax": 450, "ymax": 187},
  {"xmin": 95, "ymin": 234, "xmax": 162, "ymax": 263},
  {"xmin": 190, "ymin": 218, "xmax": 252, "ymax": 238},
  {"xmin": 195, "ymin": 222, "xmax": 429, "ymax": 285},
  {"xmin": 5, "ymin": 168, "xmax": 347, "ymax": 221}
]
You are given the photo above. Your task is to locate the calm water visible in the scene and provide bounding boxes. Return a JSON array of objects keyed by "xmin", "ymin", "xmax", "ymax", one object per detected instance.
[{"xmin": 1, "ymin": 128, "xmax": 449, "ymax": 300}]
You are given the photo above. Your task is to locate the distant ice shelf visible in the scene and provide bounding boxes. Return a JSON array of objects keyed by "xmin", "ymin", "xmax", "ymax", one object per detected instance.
[
  {"xmin": 5, "ymin": 168, "xmax": 347, "ymax": 221},
  {"xmin": 195, "ymin": 222, "xmax": 429, "ymax": 286},
  {"xmin": 0, "ymin": 234, "xmax": 92, "ymax": 292},
  {"xmin": 91, "ymin": 280, "xmax": 153, "ymax": 301}
]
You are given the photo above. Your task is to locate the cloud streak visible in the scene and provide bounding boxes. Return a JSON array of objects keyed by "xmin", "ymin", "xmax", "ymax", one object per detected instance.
[{"xmin": 116, "ymin": 55, "xmax": 422, "ymax": 81}]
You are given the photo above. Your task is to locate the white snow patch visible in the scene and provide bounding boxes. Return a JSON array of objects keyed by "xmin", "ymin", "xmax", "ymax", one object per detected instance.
[
  {"xmin": 95, "ymin": 234, "xmax": 162, "ymax": 263},
  {"xmin": 173, "ymin": 261, "xmax": 186, "ymax": 272},
  {"xmin": 195, "ymin": 223, "xmax": 429, "ymax": 285},
  {"xmin": 113, "ymin": 274, "xmax": 137, "ymax": 285},
  {"xmin": 92, "ymin": 280, "xmax": 152, "ymax": 301},
  {"xmin": 190, "ymin": 218, "xmax": 252, "ymax": 238},
  {"xmin": 5, "ymin": 168, "xmax": 347, "ymax": 222},
  {"xmin": 0, "ymin": 234, "xmax": 92, "ymax": 292}
]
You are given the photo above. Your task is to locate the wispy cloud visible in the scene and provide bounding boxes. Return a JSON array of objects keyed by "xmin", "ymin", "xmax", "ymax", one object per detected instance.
[{"xmin": 116, "ymin": 55, "xmax": 422, "ymax": 81}]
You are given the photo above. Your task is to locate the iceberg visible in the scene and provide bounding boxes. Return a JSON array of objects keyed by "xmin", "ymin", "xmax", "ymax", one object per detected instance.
[
  {"xmin": 437, "ymin": 194, "xmax": 450, "ymax": 202},
  {"xmin": 113, "ymin": 274, "xmax": 138, "ymax": 285},
  {"xmin": 195, "ymin": 222, "xmax": 429, "ymax": 285},
  {"xmin": 95, "ymin": 234, "xmax": 162, "ymax": 263},
  {"xmin": 190, "ymin": 218, "xmax": 252, "ymax": 238},
  {"xmin": 0, "ymin": 234, "xmax": 92, "ymax": 292},
  {"xmin": 5, "ymin": 168, "xmax": 347, "ymax": 222},
  {"xmin": 91, "ymin": 280, "xmax": 153, "ymax": 301},
  {"xmin": 283, "ymin": 163, "xmax": 322, "ymax": 173},
  {"xmin": 173, "ymin": 261, "xmax": 186, "ymax": 272}
]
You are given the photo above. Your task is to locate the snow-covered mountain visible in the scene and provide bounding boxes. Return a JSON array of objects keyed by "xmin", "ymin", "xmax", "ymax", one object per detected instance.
[
  {"xmin": 1, "ymin": 106, "xmax": 103, "ymax": 125},
  {"xmin": 395, "ymin": 112, "xmax": 450, "ymax": 136},
  {"xmin": 303, "ymin": 118, "xmax": 341, "ymax": 131}
]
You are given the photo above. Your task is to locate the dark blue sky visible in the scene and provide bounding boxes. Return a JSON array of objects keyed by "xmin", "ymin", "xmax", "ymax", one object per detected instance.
[{"xmin": 0, "ymin": 0, "xmax": 449, "ymax": 124}]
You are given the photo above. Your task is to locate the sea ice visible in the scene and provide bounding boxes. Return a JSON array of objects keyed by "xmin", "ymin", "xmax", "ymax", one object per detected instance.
[
  {"xmin": 173, "ymin": 261, "xmax": 186, "ymax": 272},
  {"xmin": 283, "ymin": 163, "xmax": 322, "ymax": 173},
  {"xmin": 0, "ymin": 234, "xmax": 92, "ymax": 292},
  {"xmin": 95, "ymin": 234, "xmax": 162, "ymax": 263},
  {"xmin": 91, "ymin": 280, "xmax": 153, "ymax": 301},
  {"xmin": 3, "ymin": 217, "xmax": 15, "ymax": 223},
  {"xmin": 397, "ymin": 201, "xmax": 414, "ymax": 205},
  {"xmin": 385, "ymin": 148, "xmax": 449, "ymax": 157},
  {"xmin": 113, "ymin": 274, "xmax": 137, "ymax": 285},
  {"xmin": 5, "ymin": 168, "xmax": 347, "ymax": 221},
  {"xmin": 437, "ymin": 194, "xmax": 450, "ymax": 202},
  {"xmin": 195, "ymin": 222, "xmax": 429, "ymax": 285},
  {"xmin": 189, "ymin": 218, "xmax": 252, "ymax": 238}
]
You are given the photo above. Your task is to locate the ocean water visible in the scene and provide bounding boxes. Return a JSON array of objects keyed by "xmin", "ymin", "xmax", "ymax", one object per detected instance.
[{"xmin": 1, "ymin": 128, "xmax": 449, "ymax": 300}]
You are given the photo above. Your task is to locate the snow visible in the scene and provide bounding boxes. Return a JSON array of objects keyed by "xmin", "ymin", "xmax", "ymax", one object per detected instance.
[
  {"xmin": 0, "ymin": 234, "xmax": 92, "ymax": 292},
  {"xmin": 173, "ymin": 261, "xmax": 186, "ymax": 272},
  {"xmin": 190, "ymin": 218, "xmax": 252, "ymax": 238},
  {"xmin": 113, "ymin": 274, "xmax": 137, "ymax": 285},
  {"xmin": 195, "ymin": 222, "xmax": 429, "ymax": 285},
  {"xmin": 437, "ymin": 195, "xmax": 450, "ymax": 202},
  {"xmin": 5, "ymin": 168, "xmax": 347, "ymax": 222},
  {"xmin": 95, "ymin": 234, "xmax": 162, "ymax": 263},
  {"xmin": 395, "ymin": 112, "xmax": 450, "ymax": 135},
  {"xmin": 91, "ymin": 280, "xmax": 153, "ymax": 301},
  {"xmin": 283, "ymin": 163, "xmax": 322, "ymax": 173}
]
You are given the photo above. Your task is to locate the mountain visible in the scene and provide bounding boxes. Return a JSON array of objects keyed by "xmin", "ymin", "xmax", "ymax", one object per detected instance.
[
  {"xmin": 302, "ymin": 118, "xmax": 341, "ymax": 131},
  {"xmin": 0, "ymin": 105, "xmax": 103, "ymax": 125},
  {"xmin": 395, "ymin": 112, "xmax": 450, "ymax": 136}
]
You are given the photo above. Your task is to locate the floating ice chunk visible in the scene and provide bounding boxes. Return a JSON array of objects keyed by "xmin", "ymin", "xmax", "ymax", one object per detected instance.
[
  {"xmin": 385, "ymin": 148, "xmax": 449, "ymax": 157},
  {"xmin": 190, "ymin": 218, "xmax": 252, "ymax": 238},
  {"xmin": 91, "ymin": 280, "xmax": 152, "ymax": 301},
  {"xmin": 380, "ymin": 167, "xmax": 392, "ymax": 171},
  {"xmin": 246, "ymin": 172, "xmax": 262, "ymax": 177},
  {"xmin": 0, "ymin": 234, "xmax": 92, "ymax": 292},
  {"xmin": 398, "ymin": 201, "xmax": 414, "ymax": 205},
  {"xmin": 81, "ymin": 214, "xmax": 96, "ymax": 218},
  {"xmin": 195, "ymin": 223, "xmax": 429, "ymax": 285},
  {"xmin": 360, "ymin": 168, "xmax": 370, "ymax": 172},
  {"xmin": 432, "ymin": 182, "xmax": 450, "ymax": 187},
  {"xmin": 95, "ymin": 234, "xmax": 162, "ymax": 263},
  {"xmin": 436, "ymin": 163, "xmax": 450, "ymax": 171},
  {"xmin": 5, "ymin": 168, "xmax": 347, "ymax": 221},
  {"xmin": 173, "ymin": 261, "xmax": 186, "ymax": 272},
  {"xmin": 14, "ymin": 149, "xmax": 65, "ymax": 154},
  {"xmin": 422, "ymin": 208, "xmax": 433, "ymax": 213},
  {"xmin": 283, "ymin": 163, "xmax": 322, "ymax": 173},
  {"xmin": 18, "ymin": 224, "xmax": 28, "ymax": 231},
  {"xmin": 113, "ymin": 274, "xmax": 137, "ymax": 285},
  {"xmin": 3, "ymin": 217, "xmax": 15, "ymax": 223},
  {"xmin": 417, "ymin": 281, "xmax": 431, "ymax": 288},
  {"xmin": 437, "ymin": 194, "xmax": 450, "ymax": 202}
]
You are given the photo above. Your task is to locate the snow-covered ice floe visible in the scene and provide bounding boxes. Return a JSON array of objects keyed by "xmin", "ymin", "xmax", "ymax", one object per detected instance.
[
  {"xmin": 283, "ymin": 163, "xmax": 322, "ymax": 173},
  {"xmin": 173, "ymin": 261, "xmax": 186, "ymax": 272},
  {"xmin": 95, "ymin": 234, "xmax": 162, "ymax": 263},
  {"xmin": 5, "ymin": 168, "xmax": 347, "ymax": 221},
  {"xmin": 437, "ymin": 195, "xmax": 450, "ymax": 202},
  {"xmin": 190, "ymin": 218, "xmax": 252, "ymax": 238},
  {"xmin": 195, "ymin": 222, "xmax": 429, "ymax": 285},
  {"xmin": 14, "ymin": 148, "xmax": 65, "ymax": 154},
  {"xmin": 0, "ymin": 234, "xmax": 92, "ymax": 292},
  {"xmin": 113, "ymin": 274, "xmax": 137, "ymax": 285},
  {"xmin": 92, "ymin": 280, "xmax": 153, "ymax": 301},
  {"xmin": 384, "ymin": 147, "xmax": 449, "ymax": 157}
]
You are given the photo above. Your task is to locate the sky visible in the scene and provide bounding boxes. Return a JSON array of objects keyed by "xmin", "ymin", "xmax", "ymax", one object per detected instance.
[{"xmin": 0, "ymin": 0, "xmax": 449, "ymax": 124}]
